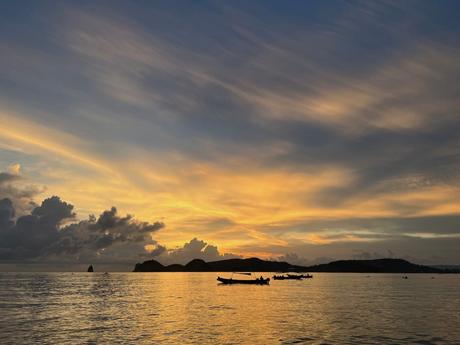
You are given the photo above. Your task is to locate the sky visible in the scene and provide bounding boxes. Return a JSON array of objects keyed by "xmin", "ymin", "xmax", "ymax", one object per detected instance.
[{"xmin": 1, "ymin": 0, "xmax": 460, "ymax": 270}]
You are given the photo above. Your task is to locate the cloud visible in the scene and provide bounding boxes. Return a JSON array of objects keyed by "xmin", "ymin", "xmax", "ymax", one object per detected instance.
[
  {"xmin": 0, "ymin": 172, "xmax": 20, "ymax": 184},
  {"xmin": 144, "ymin": 244, "xmax": 166, "ymax": 257},
  {"xmin": 152, "ymin": 238, "xmax": 240, "ymax": 265},
  {"xmin": 231, "ymin": 231, "xmax": 460, "ymax": 266},
  {"xmin": 234, "ymin": 44, "xmax": 460, "ymax": 135},
  {"xmin": 0, "ymin": 198, "xmax": 15, "ymax": 230},
  {"xmin": 0, "ymin": 195, "xmax": 164, "ymax": 263},
  {"xmin": 263, "ymin": 214, "xmax": 460, "ymax": 238},
  {"xmin": 51, "ymin": 206, "xmax": 164, "ymax": 255},
  {"xmin": 0, "ymin": 111, "xmax": 114, "ymax": 175},
  {"xmin": 0, "ymin": 196, "xmax": 73, "ymax": 259},
  {"xmin": 352, "ymin": 249, "xmax": 395, "ymax": 260},
  {"xmin": 1, "ymin": 2, "xmax": 460, "ymax": 267},
  {"xmin": 0, "ymin": 170, "xmax": 43, "ymax": 215},
  {"xmin": 8, "ymin": 163, "xmax": 21, "ymax": 175},
  {"xmin": 276, "ymin": 252, "xmax": 334, "ymax": 266}
]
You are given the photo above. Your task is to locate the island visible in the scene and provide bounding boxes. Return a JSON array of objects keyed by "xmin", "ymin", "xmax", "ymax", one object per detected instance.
[{"xmin": 133, "ymin": 257, "xmax": 456, "ymax": 273}]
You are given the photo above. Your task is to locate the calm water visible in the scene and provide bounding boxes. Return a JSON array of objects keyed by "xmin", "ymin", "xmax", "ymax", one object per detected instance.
[{"xmin": 0, "ymin": 273, "xmax": 459, "ymax": 344}]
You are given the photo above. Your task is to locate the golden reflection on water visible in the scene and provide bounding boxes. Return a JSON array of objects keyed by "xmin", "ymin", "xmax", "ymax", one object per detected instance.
[{"xmin": 0, "ymin": 272, "xmax": 460, "ymax": 344}]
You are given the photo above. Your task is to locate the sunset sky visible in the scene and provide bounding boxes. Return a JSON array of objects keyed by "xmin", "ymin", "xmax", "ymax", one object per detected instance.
[{"xmin": 1, "ymin": 1, "xmax": 460, "ymax": 270}]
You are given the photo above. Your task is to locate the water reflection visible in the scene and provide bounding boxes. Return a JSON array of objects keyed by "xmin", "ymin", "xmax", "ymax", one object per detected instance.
[{"xmin": 0, "ymin": 272, "xmax": 459, "ymax": 344}]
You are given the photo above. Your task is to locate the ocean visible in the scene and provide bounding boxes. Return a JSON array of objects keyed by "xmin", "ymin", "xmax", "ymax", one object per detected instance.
[{"xmin": 0, "ymin": 272, "xmax": 459, "ymax": 344}]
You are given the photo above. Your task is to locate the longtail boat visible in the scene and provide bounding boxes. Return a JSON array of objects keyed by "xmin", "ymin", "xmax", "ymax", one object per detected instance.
[
  {"xmin": 273, "ymin": 274, "xmax": 302, "ymax": 280},
  {"xmin": 217, "ymin": 276, "xmax": 270, "ymax": 285},
  {"xmin": 299, "ymin": 274, "xmax": 313, "ymax": 279},
  {"xmin": 273, "ymin": 273, "xmax": 313, "ymax": 280}
]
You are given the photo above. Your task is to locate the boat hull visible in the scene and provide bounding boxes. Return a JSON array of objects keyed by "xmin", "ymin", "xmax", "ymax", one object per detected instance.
[
  {"xmin": 273, "ymin": 274, "xmax": 313, "ymax": 280},
  {"xmin": 217, "ymin": 277, "xmax": 270, "ymax": 285},
  {"xmin": 273, "ymin": 276, "xmax": 302, "ymax": 280}
]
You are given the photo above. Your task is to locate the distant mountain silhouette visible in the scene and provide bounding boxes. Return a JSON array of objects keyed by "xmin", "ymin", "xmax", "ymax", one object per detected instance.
[
  {"xmin": 133, "ymin": 257, "xmax": 452, "ymax": 273},
  {"xmin": 432, "ymin": 264, "xmax": 460, "ymax": 273},
  {"xmin": 133, "ymin": 257, "xmax": 305, "ymax": 272},
  {"xmin": 305, "ymin": 258, "xmax": 443, "ymax": 273}
]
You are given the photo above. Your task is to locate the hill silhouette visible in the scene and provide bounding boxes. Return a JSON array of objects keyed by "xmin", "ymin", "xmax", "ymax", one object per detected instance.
[
  {"xmin": 305, "ymin": 258, "xmax": 443, "ymax": 273},
  {"xmin": 133, "ymin": 257, "xmax": 450, "ymax": 273},
  {"xmin": 133, "ymin": 257, "xmax": 305, "ymax": 272}
]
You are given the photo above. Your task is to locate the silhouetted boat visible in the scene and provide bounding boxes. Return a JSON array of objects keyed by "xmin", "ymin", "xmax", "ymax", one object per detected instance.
[
  {"xmin": 273, "ymin": 274, "xmax": 302, "ymax": 280},
  {"xmin": 299, "ymin": 274, "xmax": 313, "ymax": 279},
  {"xmin": 273, "ymin": 273, "xmax": 313, "ymax": 280},
  {"xmin": 217, "ymin": 276, "xmax": 270, "ymax": 285},
  {"xmin": 87, "ymin": 265, "xmax": 94, "ymax": 272}
]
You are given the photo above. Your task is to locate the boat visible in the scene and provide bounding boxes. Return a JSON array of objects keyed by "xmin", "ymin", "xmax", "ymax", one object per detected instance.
[
  {"xmin": 273, "ymin": 274, "xmax": 303, "ymax": 280},
  {"xmin": 299, "ymin": 274, "xmax": 313, "ymax": 279},
  {"xmin": 87, "ymin": 265, "xmax": 94, "ymax": 272},
  {"xmin": 272, "ymin": 273, "xmax": 313, "ymax": 280},
  {"xmin": 217, "ymin": 276, "xmax": 270, "ymax": 285}
]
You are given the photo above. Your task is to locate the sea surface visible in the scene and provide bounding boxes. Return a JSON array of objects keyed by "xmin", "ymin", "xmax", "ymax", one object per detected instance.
[{"xmin": 0, "ymin": 272, "xmax": 459, "ymax": 344}]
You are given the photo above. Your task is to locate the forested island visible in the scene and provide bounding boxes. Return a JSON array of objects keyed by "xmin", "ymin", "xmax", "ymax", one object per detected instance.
[{"xmin": 133, "ymin": 257, "xmax": 458, "ymax": 273}]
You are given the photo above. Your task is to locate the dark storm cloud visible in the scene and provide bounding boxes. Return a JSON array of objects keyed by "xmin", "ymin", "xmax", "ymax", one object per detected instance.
[
  {"xmin": 51, "ymin": 206, "xmax": 164, "ymax": 255},
  {"xmin": 0, "ymin": 196, "xmax": 73, "ymax": 259},
  {"xmin": 0, "ymin": 196, "xmax": 164, "ymax": 261},
  {"xmin": 0, "ymin": 198, "xmax": 15, "ymax": 229}
]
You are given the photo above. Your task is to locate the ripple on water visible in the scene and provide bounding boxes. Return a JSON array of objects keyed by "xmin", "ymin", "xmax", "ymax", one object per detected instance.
[{"xmin": 0, "ymin": 272, "xmax": 459, "ymax": 344}]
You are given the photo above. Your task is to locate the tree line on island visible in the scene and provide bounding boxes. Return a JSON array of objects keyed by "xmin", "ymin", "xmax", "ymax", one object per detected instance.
[{"xmin": 132, "ymin": 257, "xmax": 459, "ymax": 273}]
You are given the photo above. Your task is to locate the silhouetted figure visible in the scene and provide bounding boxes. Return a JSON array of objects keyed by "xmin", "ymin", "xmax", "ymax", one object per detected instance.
[{"xmin": 87, "ymin": 265, "xmax": 94, "ymax": 272}]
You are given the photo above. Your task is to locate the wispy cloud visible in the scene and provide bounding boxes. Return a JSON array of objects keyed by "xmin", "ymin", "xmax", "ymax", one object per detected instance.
[{"xmin": 1, "ymin": 1, "xmax": 460, "ymax": 265}]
